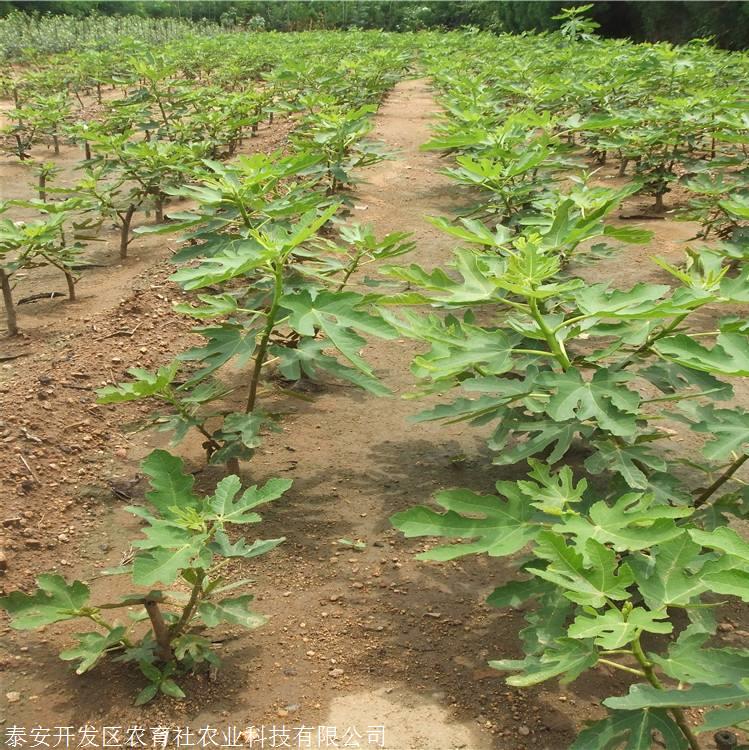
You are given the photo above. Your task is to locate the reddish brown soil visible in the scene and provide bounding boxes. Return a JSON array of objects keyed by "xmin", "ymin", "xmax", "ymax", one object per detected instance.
[{"xmin": 1, "ymin": 79, "xmax": 746, "ymax": 750}]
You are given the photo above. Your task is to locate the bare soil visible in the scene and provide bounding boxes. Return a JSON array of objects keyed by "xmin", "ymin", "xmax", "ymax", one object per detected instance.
[{"xmin": 1, "ymin": 78, "xmax": 746, "ymax": 750}]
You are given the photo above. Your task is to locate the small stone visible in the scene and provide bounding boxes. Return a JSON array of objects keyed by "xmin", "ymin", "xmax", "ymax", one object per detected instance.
[
  {"xmin": 276, "ymin": 709, "xmax": 288, "ymax": 718},
  {"xmin": 329, "ymin": 594, "xmax": 340, "ymax": 602},
  {"xmin": 5, "ymin": 693, "xmax": 20, "ymax": 704},
  {"xmin": 25, "ymin": 539, "xmax": 42, "ymax": 550},
  {"xmin": 329, "ymin": 668, "xmax": 344, "ymax": 678},
  {"xmin": 0, "ymin": 549, "xmax": 7, "ymax": 573},
  {"xmin": 518, "ymin": 726, "xmax": 531, "ymax": 737}
]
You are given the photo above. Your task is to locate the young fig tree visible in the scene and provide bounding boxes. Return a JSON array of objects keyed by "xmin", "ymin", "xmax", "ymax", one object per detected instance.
[{"xmin": 0, "ymin": 450, "xmax": 289, "ymax": 705}]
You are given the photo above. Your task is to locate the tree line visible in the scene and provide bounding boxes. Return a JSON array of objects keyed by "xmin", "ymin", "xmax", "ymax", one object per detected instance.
[{"xmin": 1, "ymin": 1, "xmax": 748, "ymax": 49}]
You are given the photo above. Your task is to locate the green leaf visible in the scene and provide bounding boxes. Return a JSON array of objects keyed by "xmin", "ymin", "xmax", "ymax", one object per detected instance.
[
  {"xmin": 197, "ymin": 594, "xmax": 267, "ymax": 629},
  {"xmin": 570, "ymin": 710, "xmax": 688, "ymax": 750},
  {"xmin": 96, "ymin": 362, "xmax": 178, "ymax": 404},
  {"xmin": 516, "ymin": 460, "xmax": 587, "ymax": 516},
  {"xmin": 281, "ymin": 289, "xmax": 395, "ymax": 375},
  {"xmin": 655, "ymin": 333, "xmax": 749, "ymax": 377},
  {"xmin": 719, "ymin": 197, "xmax": 749, "ymax": 220},
  {"xmin": 568, "ymin": 607, "xmax": 671, "ymax": 650},
  {"xmin": 384, "ymin": 248, "xmax": 502, "ymax": 305},
  {"xmin": 210, "ymin": 531, "xmax": 285, "ymax": 559},
  {"xmin": 573, "ymin": 283, "xmax": 671, "ymax": 318},
  {"xmin": 427, "ymin": 215, "xmax": 511, "ymax": 247},
  {"xmin": 651, "ymin": 625, "xmax": 749, "ymax": 686},
  {"xmin": 60, "ymin": 627, "xmax": 128, "ymax": 674},
  {"xmin": 557, "ymin": 493, "xmax": 689, "ymax": 553},
  {"xmin": 491, "ymin": 415, "xmax": 583, "ymax": 467},
  {"xmin": 676, "ymin": 405, "xmax": 749, "ymax": 460},
  {"xmin": 134, "ymin": 682, "xmax": 159, "ymax": 706},
  {"xmin": 172, "ymin": 633, "xmax": 219, "ymax": 666},
  {"xmin": 538, "ymin": 369, "xmax": 640, "ymax": 437},
  {"xmin": 602, "ymin": 225, "xmax": 654, "ymax": 244},
  {"xmin": 178, "ymin": 322, "xmax": 260, "ymax": 380},
  {"xmin": 689, "ymin": 527, "xmax": 749, "ymax": 562},
  {"xmin": 140, "ymin": 450, "xmax": 199, "ymax": 516},
  {"xmin": 486, "ymin": 578, "xmax": 552, "ymax": 609},
  {"xmin": 529, "ymin": 534, "xmax": 634, "ymax": 607},
  {"xmin": 173, "ymin": 293, "xmax": 239, "ymax": 320},
  {"xmin": 170, "ymin": 240, "xmax": 274, "ymax": 290},
  {"xmin": 700, "ymin": 568, "xmax": 749, "ymax": 602},
  {"xmin": 699, "ymin": 706, "xmax": 749, "ymax": 733},
  {"xmin": 0, "ymin": 575, "xmax": 90, "ymax": 629},
  {"xmin": 630, "ymin": 533, "xmax": 708, "ymax": 609},
  {"xmin": 719, "ymin": 265, "xmax": 749, "ymax": 303},
  {"xmin": 159, "ymin": 679, "xmax": 186, "ymax": 699},
  {"xmin": 605, "ymin": 684, "xmax": 749, "ymax": 710},
  {"xmin": 217, "ymin": 412, "xmax": 265, "ymax": 451},
  {"xmin": 585, "ymin": 439, "xmax": 667, "ymax": 489},
  {"xmin": 390, "ymin": 482, "xmax": 540, "ymax": 561},
  {"xmin": 132, "ymin": 543, "xmax": 205, "ymax": 587},
  {"xmin": 210, "ymin": 477, "xmax": 291, "ymax": 525},
  {"xmin": 402, "ymin": 311, "xmax": 518, "ymax": 381},
  {"xmin": 638, "ymin": 361, "xmax": 733, "ymax": 402},
  {"xmin": 491, "ymin": 638, "xmax": 597, "ymax": 687},
  {"xmin": 520, "ymin": 589, "xmax": 574, "ymax": 656},
  {"xmin": 138, "ymin": 658, "xmax": 162, "ymax": 683},
  {"xmin": 271, "ymin": 338, "xmax": 390, "ymax": 396}
]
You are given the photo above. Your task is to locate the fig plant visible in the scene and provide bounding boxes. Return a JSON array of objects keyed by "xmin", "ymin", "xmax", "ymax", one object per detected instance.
[
  {"xmin": 387, "ymin": 212, "xmax": 749, "ymax": 748},
  {"xmin": 0, "ymin": 199, "xmax": 94, "ymax": 335},
  {"xmin": 99, "ymin": 156, "xmax": 405, "ymax": 471},
  {"xmin": 0, "ymin": 450, "xmax": 288, "ymax": 704}
]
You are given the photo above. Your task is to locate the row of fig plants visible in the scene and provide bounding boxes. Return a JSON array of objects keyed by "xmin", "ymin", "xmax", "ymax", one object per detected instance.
[
  {"xmin": 381, "ymin": 24, "xmax": 749, "ymax": 750},
  {"xmin": 418, "ymin": 14, "xmax": 749, "ymax": 234},
  {"xmin": 0, "ymin": 32, "xmax": 413, "ymax": 702},
  {"xmin": 0, "ymin": 32, "xmax": 411, "ymax": 335}
]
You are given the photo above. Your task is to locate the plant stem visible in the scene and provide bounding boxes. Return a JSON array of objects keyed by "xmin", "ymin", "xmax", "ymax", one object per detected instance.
[
  {"xmin": 244, "ymin": 259, "xmax": 283, "ymax": 414},
  {"xmin": 336, "ymin": 259, "xmax": 360, "ymax": 292},
  {"xmin": 119, "ymin": 204, "xmax": 136, "ymax": 259},
  {"xmin": 64, "ymin": 270, "xmax": 76, "ymax": 301},
  {"xmin": 529, "ymin": 297, "xmax": 570, "ymax": 370},
  {"xmin": 632, "ymin": 637, "xmax": 702, "ymax": 750},
  {"xmin": 144, "ymin": 598, "xmax": 173, "ymax": 661},
  {"xmin": 44, "ymin": 256, "xmax": 76, "ymax": 301},
  {"xmin": 597, "ymin": 658, "xmax": 646, "ymax": 677},
  {"xmin": 694, "ymin": 454, "xmax": 749, "ymax": 508},
  {"xmin": 233, "ymin": 188, "xmax": 253, "ymax": 228},
  {"xmin": 154, "ymin": 195, "xmax": 164, "ymax": 223},
  {"xmin": 0, "ymin": 269, "xmax": 18, "ymax": 336},
  {"xmin": 169, "ymin": 571, "xmax": 205, "ymax": 639}
]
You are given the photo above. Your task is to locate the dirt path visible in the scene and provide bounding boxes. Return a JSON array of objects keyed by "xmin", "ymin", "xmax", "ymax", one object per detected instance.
[{"xmin": 1, "ymin": 80, "xmax": 605, "ymax": 749}]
